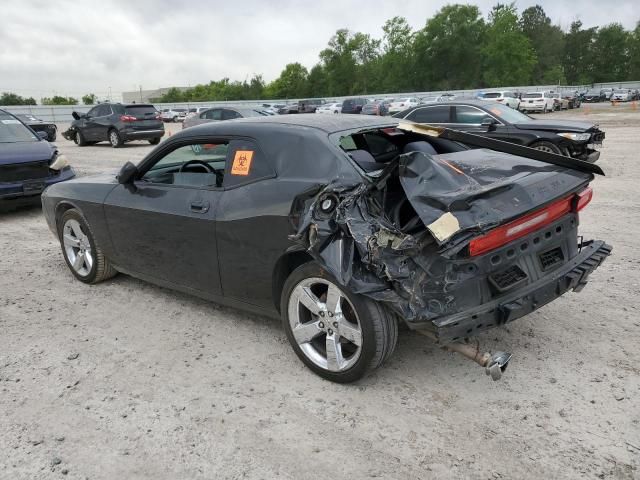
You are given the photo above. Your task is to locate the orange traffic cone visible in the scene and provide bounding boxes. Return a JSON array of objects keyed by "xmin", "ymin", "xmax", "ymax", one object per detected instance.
[{"xmin": 632, "ymin": 101, "xmax": 637, "ymax": 110}]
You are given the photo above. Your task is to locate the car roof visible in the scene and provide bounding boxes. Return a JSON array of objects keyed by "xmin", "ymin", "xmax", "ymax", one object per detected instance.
[{"xmin": 413, "ymin": 99, "xmax": 495, "ymax": 108}]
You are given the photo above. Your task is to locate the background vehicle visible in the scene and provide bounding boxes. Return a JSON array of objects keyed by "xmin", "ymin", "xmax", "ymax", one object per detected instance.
[
  {"xmin": 519, "ymin": 91, "xmax": 555, "ymax": 113},
  {"xmin": 161, "ymin": 108, "xmax": 188, "ymax": 122},
  {"xmin": 341, "ymin": 98, "xmax": 368, "ymax": 114},
  {"xmin": 601, "ymin": 88, "xmax": 614, "ymax": 100},
  {"xmin": 552, "ymin": 92, "xmax": 569, "ymax": 111},
  {"xmin": 582, "ymin": 89, "xmax": 604, "ymax": 102},
  {"xmin": 298, "ymin": 99, "xmax": 326, "ymax": 113},
  {"xmin": 278, "ymin": 104, "xmax": 299, "ymax": 114},
  {"xmin": 388, "ymin": 97, "xmax": 420, "ymax": 114},
  {"xmin": 394, "ymin": 100, "xmax": 604, "ymax": 162},
  {"xmin": 480, "ymin": 91, "xmax": 520, "ymax": 109},
  {"xmin": 14, "ymin": 114, "xmax": 57, "ymax": 141},
  {"xmin": 563, "ymin": 91, "xmax": 581, "ymax": 109},
  {"xmin": 41, "ymin": 114, "xmax": 609, "ymax": 383},
  {"xmin": 316, "ymin": 102, "xmax": 343, "ymax": 114},
  {"xmin": 360, "ymin": 101, "xmax": 390, "ymax": 116},
  {"xmin": 611, "ymin": 89, "xmax": 631, "ymax": 102},
  {"xmin": 185, "ymin": 106, "xmax": 212, "ymax": 119},
  {"xmin": 182, "ymin": 107, "xmax": 267, "ymax": 129},
  {"xmin": 63, "ymin": 103, "xmax": 164, "ymax": 148},
  {"xmin": 262, "ymin": 103, "xmax": 285, "ymax": 114},
  {"xmin": 0, "ymin": 109, "xmax": 74, "ymax": 206}
]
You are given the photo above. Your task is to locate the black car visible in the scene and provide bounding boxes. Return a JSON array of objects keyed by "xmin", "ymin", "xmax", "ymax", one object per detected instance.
[
  {"xmin": 278, "ymin": 104, "xmax": 299, "ymax": 115},
  {"xmin": 41, "ymin": 115, "xmax": 610, "ymax": 383},
  {"xmin": 62, "ymin": 103, "xmax": 164, "ymax": 148},
  {"xmin": 341, "ymin": 98, "xmax": 368, "ymax": 114},
  {"xmin": 394, "ymin": 100, "xmax": 605, "ymax": 162},
  {"xmin": 15, "ymin": 113, "xmax": 58, "ymax": 141},
  {"xmin": 1, "ymin": 109, "xmax": 75, "ymax": 207},
  {"xmin": 582, "ymin": 89, "xmax": 604, "ymax": 103}
]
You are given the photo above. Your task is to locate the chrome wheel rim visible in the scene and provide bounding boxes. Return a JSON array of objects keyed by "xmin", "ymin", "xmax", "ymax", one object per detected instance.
[
  {"xmin": 109, "ymin": 131, "xmax": 119, "ymax": 146},
  {"xmin": 63, "ymin": 219, "xmax": 93, "ymax": 276},
  {"xmin": 288, "ymin": 278, "xmax": 362, "ymax": 372},
  {"xmin": 533, "ymin": 144, "xmax": 556, "ymax": 154}
]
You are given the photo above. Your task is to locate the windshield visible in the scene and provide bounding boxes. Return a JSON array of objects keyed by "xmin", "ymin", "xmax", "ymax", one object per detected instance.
[
  {"xmin": 484, "ymin": 103, "xmax": 531, "ymax": 123},
  {"xmin": 124, "ymin": 105, "xmax": 157, "ymax": 116},
  {"xmin": 482, "ymin": 92, "xmax": 502, "ymax": 99},
  {"xmin": 0, "ymin": 112, "xmax": 39, "ymax": 143},
  {"xmin": 522, "ymin": 93, "xmax": 542, "ymax": 99},
  {"xmin": 613, "ymin": 89, "xmax": 627, "ymax": 93}
]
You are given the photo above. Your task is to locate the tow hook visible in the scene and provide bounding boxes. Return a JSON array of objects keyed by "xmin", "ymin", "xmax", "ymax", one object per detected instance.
[{"xmin": 417, "ymin": 330, "xmax": 512, "ymax": 381}]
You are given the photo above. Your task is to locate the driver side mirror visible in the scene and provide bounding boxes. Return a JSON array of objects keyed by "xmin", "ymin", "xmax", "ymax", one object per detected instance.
[
  {"xmin": 71, "ymin": 111, "xmax": 85, "ymax": 120},
  {"xmin": 481, "ymin": 117, "xmax": 498, "ymax": 131},
  {"xmin": 117, "ymin": 161, "xmax": 139, "ymax": 185}
]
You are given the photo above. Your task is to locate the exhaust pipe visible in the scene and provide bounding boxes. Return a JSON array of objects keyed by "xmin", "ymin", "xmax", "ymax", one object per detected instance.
[{"xmin": 417, "ymin": 330, "xmax": 512, "ymax": 381}]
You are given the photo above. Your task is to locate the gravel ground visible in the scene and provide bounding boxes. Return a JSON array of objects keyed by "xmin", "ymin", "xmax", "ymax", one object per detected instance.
[{"xmin": 1, "ymin": 106, "xmax": 638, "ymax": 479}]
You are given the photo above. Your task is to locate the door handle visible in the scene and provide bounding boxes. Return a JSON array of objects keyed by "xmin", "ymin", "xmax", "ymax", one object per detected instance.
[{"xmin": 189, "ymin": 201, "xmax": 210, "ymax": 213}]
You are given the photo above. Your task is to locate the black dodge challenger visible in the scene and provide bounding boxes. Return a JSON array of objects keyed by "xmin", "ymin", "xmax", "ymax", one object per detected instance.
[{"xmin": 41, "ymin": 115, "xmax": 611, "ymax": 382}]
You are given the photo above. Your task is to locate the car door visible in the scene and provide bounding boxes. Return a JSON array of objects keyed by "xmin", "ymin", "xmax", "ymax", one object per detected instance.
[
  {"xmin": 81, "ymin": 106, "xmax": 102, "ymax": 140},
  {"xmin": 451, "ymin": 105, "xmax": 513, "ymax": 142},
  {"xmin": 402, "ymin": 105, "xmax": 452, "ymax": 125},
  {"xmin": 103, "ymin": 140, "xmax": 228, "ymax": 296}
]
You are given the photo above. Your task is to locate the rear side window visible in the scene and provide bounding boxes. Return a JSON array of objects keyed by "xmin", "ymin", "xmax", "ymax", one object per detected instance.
[
  {"xmin": 125, "ymin": 105, "xmax": 157, "ymax": 116},
  {"xmin": 202, "ymin": 109, "xmax": 222, "ymax": 120},
  {"xmin": 222, "ymin": 109, "xmax": 242, "ymax": 120},
  {"xmin": 405, "ymin": 106, "xmax": 451, "ymax": 123},
  {"xmin": 223, "ymin": 138, "xmax": 275, "ymax": 188},
  {"xmin": 454, "ymin": 106, "xmax": 492, "ymax": 124}
]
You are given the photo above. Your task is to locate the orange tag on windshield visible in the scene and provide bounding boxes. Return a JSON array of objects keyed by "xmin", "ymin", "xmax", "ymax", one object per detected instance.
[
  {"xmin": 489, "ymin": 108, "xmax": 501, "ymax": 116},
  {"xmin": 231, "ymin": 150, "xmax": 253, "ymax": 175}
]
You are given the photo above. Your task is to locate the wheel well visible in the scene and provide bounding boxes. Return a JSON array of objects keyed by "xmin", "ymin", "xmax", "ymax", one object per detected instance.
[
  {"xmin": 272, "ymin": 251, "xmax": 314, "ymax": 312},
  {"xmin": 55, "ymin": 202, "xmax": 76, "ymax": 231}
]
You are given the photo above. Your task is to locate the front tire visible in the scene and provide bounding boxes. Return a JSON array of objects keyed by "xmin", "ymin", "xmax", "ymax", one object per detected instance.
[
  {"xmin": 109, "ymin": 129, "xmax": 124, "ymax": 148},
  {"xmin": 530, "ymin": 140, "xmax": 562, "ymax": 155},
  {"xmin": 148, "ymin": 137, "xmax": 161, "ymax": 145},
  {"xmin": 58, "ymin": 209, "xmax": 117, "ymax": 284},
  {"xmin": 281, "ymin": 262, "xmax": 398, "ymax": 383},
  {"xmin": 74, "ymin": 130, "xmax": 87, "ymax": 146}
]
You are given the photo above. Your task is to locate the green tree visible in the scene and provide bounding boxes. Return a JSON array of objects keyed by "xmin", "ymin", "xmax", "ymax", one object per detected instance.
[
  {"xmin": 41, "ymin": 96, "xmax": 78, "ymax": 105},
  {"xmin": 592, "ymin": 24, "xmax": 630, "ymax": 82},
  {"xmin": 379, "ymin": 17, "xmax": 416, "ymax": 91},
  {"xmin": 482, "ymin": 4, "xmax": 537, "ymax": 86},
  {"xmin": 519, "ymin": 5, "xmax": 565, "ymax": 84},
  {"xmin": 0, "ymin": 92, "xmax": 37, "ymax": 105},
  {"xmin": 563, "ymin": 21, "xmax": 597, "ymax": 84},
  {"xmin": 319, "ymin": 29, "xmax": 363, "ymax": 96},
  {"xmin": 306, "ymin": 65, "xmax": 328, "ymax": 98},
  {"xmin": 266, "ymin": 63, "xmax": 309, "ymax": 99},
  {"xmin": 629, "ymin": 22, "xmax": 640, "ymax": 80},
  {"xmin": 414, "ymin": 5, "xmax": 486, "ymax": 90},
  {"xmin": 82, "ymin": 93, "xmax": 97, "ymax": 105}
]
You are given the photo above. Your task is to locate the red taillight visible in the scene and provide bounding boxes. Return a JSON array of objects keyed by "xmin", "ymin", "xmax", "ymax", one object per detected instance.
[
  {"xmin": 496, "ymin": 98, "xmax": 503, "ymax": 102},
  {"xmin": 120, "ymin": 115, "xmax": 137, "ymax": 122},
  {"xmin": 468, "ymin": 188, "xmax": 592, "ymax": 257},
  {"xmin": 154, "ymin": 113, "xmax": 161, "ymax": 120}
]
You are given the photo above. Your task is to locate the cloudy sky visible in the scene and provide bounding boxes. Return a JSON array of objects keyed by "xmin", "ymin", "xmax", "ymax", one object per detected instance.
[{"xmin": 1, "ymin": 0, "xmax": 638, "ymax": 100}]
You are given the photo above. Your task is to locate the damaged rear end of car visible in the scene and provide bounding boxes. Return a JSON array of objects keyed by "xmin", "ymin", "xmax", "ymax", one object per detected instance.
[{"xmin": 291, "ymin": 121, "xmax": 611, "ymax": 380}]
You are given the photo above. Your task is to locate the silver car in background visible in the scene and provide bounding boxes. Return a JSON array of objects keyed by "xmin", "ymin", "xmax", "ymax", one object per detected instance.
[{"xmin": 182, "ymin": 107, "xmax": 268, "ymax": 129}]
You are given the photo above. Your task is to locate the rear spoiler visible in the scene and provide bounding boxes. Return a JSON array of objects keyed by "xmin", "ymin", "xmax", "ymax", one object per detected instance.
[{"xmin": 397, "ymin": 122, "xmax": 604, "ymax": 176}]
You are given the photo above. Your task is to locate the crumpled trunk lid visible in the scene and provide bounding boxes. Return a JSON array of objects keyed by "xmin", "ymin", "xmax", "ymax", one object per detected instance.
[{"xmin": 398, "ymin": 148, "xmax": 592, "ymax": 247}]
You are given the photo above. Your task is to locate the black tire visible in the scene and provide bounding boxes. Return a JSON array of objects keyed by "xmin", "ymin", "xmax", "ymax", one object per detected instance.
[
  {"xmin": 108, "ymin": 128, "xmax": 124, "ymax": 148},
  {"xmin": 281, "ymin": 262, "xmax": 398, "ymax": 383},
  {"xmin": 58, "ymin": 209, "xmax": 117, "ymax": 284},
  {"xmin": 172, "ymin": 116, "xmax": 178, "ymax": 123},
  {"xmin": 74, "ymin": 130, "xmax": 87, "ymax": 146},
  {"xmin": 148, "ymin": 137, "xmax": 161, "ymax": 145},
  {"xmin": 530, "ymin": 140, "xmax": 562, "ymax": 155}
]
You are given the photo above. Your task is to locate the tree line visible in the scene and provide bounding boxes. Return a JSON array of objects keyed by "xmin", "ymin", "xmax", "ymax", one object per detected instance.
[
  {"xmin": 0, "ymin": 93, "xmax": 97, "ymax": 106},
  {"xmin": 155, "ymin": 4, "xmax": 640, "ymax": 102}
]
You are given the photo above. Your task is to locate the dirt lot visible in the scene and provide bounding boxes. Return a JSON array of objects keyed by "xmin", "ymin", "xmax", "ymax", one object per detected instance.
[{"xmin": 1, "ymin": 105, "xmax": 638, "ymax": 479}]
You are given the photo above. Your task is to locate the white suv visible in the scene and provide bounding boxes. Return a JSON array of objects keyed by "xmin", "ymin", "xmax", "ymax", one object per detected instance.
[
  {"xmin": 160, "ymin": 108, "xmax": 188, "ymax": 122},
  {"xmin": 481, "ymin": 91, "xmax": 520, "ymax": 109},
  {"xmin": 519, "ymin": 91, "xmax": 556, "ymax": 113},
  {"xmin": 388, "ymin": 97, "xmax": 420, "ymax": 114}
]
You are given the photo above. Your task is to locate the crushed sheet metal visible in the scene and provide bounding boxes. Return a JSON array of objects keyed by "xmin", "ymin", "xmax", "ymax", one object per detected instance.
[{"xmin": 427, "ymin": 212, "xmax": 460, "ymax": 243}]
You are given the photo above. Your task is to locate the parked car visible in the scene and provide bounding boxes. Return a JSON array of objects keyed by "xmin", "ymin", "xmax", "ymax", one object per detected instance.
[
  {"xmin": 552, "ymin": 93, "xmax": 569, "ymax": 111},
  {"xmin": 316, "ymin": 102, "xmax": 343, "ymax": 114},
  {"xmin": 480, "ymin": 91, "xmax": 520, "ymax": 109},
  {"xmin": 182, "ymin": 107, "xmax": 267, "ymax": 129},
  {"xmin": 262, "ymin": 103, "xmax": 286, "ymax": 114},
  {"xmin": 563, "ymin": 92, "xmax": 581, "ymax": 109},
  {"xmin": 14, "ymin": 114, "xmax": 57, "ymax": 141},
  {"xmin": 388, "ymin": 97, "xmax": 420, "ymax": 114},
  {"xmin": 278, "ymin": 104, "xmax": 299, "ymax": 114},
  {"xmin": 601, "ymin": 88, "xmax": 614, "ymax": 100},
  {"xmin": 186, "ymin": 106, "xmax": 212, "ymax": 119},
  {"xmin": 341, "ymin": 98, "xmax": 368, "ymax": 114},
  {"xmin": 582, "ymin": 89, "xmax": 603, "ymax": 103},
  {"xmin": 393, "ymin": 100, "xmax": 605, "ymax": 162},
  {"xmin": 62, "ymin": 103, "xmax": 164, "ymax": 148},
  {"xmin": 611, "ymin": 89, "xmax": 631, "ymax": 102},
  {"xmin": 360, "ymin": 101, "xmax": 390, "ymax": 116},
  {"xmin": 41, "ymin": 114, "xmax": 610, "ymax": 382},
  {"xmin": 519, "ymin": 91, "xmax": 556, "ymax": 113},
  {"xmin": 0, "ymin": 109, "xmax": 75, "ymax": 207},
  {"xmin": 298, "ymin": 99, "xmax": 326, "ymax": 114},
  {"xmin": 161, "ymin": 108, "xmax": 188, "ymax": 122}
]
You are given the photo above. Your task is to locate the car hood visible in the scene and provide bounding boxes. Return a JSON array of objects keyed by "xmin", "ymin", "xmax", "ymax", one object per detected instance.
[
  {"xmin": 512, "ymin": 119, "xmax": 597, "ymax": 133},
  {"xmin": 0, "ymin": 140, "xmax": 55, "ymax": 165},
  {"xmin": 399, "ymin": 148, "xmax": 591, "ymax": 246}
]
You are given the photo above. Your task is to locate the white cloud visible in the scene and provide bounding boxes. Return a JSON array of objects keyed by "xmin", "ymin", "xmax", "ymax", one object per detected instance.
[{"xmin": 0, "ymin": 0, "xmax": 637, "ymax": 100}]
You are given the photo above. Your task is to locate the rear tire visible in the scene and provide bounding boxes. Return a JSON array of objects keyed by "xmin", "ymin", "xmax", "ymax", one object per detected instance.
[
  {"xmin": 281, "ymin": 262, "xmax": 398, "ymax": 383},
  {"xmin": 58, "ymin": 209, "xmax": 117, "ymax": 284},
  {"xmin": 109, "ymin": 129, "xmax": 124, "ymax": 148},
  {"xmin": 530, "ymin": 140, "xmax": 562, "ymax": 155},
  {"xmin": 148, "ymin": 137, "xmax": 161, "ymax": 145}
]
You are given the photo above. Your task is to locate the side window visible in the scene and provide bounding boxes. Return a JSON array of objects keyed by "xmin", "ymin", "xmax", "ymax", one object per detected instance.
[
  {"xmin": 454, "ymin": 106, "xmax": 492, "ymax": 124},
  {"xmin": 223, "ymin": 138, "xmax": 275, "ymax": 188},
  {"xmin": 406, "ymin": 106, "xmax": 451, "ymax": 123},
  {"xmin": 222, "ymin": 109, "xmax": 242, "ymax": 120},
  {"xmin": 87, "ymin": 106, "xmax": 99, "ymax": 117},
  {"xmin": 95, "ymin": 105, "xmax": 111, "ymax": 117},
  {"xmin": 202, "ymin": 109, "xmax": 222, "ymax": 120},
  {"xmin": 142, "ymin": 142, "xmax": 229, "ymax": 188}
]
